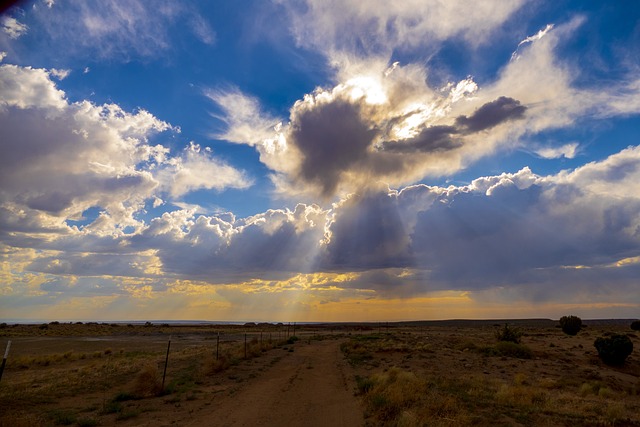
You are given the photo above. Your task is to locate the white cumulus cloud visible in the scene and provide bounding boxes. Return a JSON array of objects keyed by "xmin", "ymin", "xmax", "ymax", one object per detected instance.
[{"xmin": 0, "ymin": 64, "xmax": 249, "ymax": 238}]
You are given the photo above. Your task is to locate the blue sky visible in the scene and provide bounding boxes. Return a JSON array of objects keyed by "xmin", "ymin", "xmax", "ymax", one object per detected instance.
[{"xmin": 1, "ymin": 0, "xmax": 640, "ymax": 322}]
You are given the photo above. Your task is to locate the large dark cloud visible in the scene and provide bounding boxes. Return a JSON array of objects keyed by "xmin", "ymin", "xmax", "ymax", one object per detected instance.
[
  {"xmin": 455, "ymin": 96, "xmax": 526, "ymax": 132},
  {"xmin": 321, "ymin": 191, "xmax": 411, "ymax": 269},
  {"xmin": 289, "ymin": 98, "xmax": 378, "ymax": 197},
  {"xmin": 380, "ymin": 97, "xmax": 526, "ymax": 154},
  {"xmin": 380, "ymin": 125, "xmax": 460, "ymax": 153}
]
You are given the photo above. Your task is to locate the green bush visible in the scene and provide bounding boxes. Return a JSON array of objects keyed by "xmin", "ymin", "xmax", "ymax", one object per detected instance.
[
  {"xmin": 594, "ymin": 334, "xmax": 633, "ymax": 365},
  {"xmin": 631, "ymin": 320, "xmax": 640, "ymax": 331},
  {"xmin": 495, "ymin": 324, "xmax": 522, "ymax": 343},
  {"xmin": 559, "ymin": 315, "xmax": 582, "ymax": 335}
]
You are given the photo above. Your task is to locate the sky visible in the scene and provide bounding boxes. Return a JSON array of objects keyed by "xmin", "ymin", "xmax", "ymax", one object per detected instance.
[{"xmin": 1, "ymin": 0, "xmax": 640, "ymax": 322}]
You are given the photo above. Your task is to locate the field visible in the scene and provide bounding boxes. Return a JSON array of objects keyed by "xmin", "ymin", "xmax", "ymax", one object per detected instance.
[{"xmin": 0, "ymin": 320, "xmax": 638, "ymax": 426}]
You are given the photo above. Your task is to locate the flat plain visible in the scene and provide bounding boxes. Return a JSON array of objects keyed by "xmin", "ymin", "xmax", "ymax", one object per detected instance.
[{"xmin": 0, "ymin": 320, "xmax": 638, "ymax": 426}]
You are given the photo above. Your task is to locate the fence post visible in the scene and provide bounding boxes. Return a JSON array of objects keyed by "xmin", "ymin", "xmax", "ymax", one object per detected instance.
[
  {"xmin": 162, "ymin": 336, "xmax": 171, "ymax": 390},
  {"xmin": 244, "ymin": 333, "xmax": 247, "ymax": 359},
  {"xmin": 216, "ymin": 332, "xmax": 220, "ymax": 360},
  {"xmin": 0, "ymin": 340, "xmax": 11, "ymax": 382}
]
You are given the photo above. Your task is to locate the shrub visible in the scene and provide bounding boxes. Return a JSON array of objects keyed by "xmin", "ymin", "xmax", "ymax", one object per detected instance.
[
  {"xmin": 495, "ymin": 324, "xmax": 522, "ymax": 343},
  {"xmin": 132, "ymin": 364, "xmax": 162, "ymax": 396},
  {"xmin": 495, "ymin": 341, "xmax": 533, "ymax": 359},
  {"xmin": 631, "ymin": 320, "xmax": 640, "ymax": 331},
  {"xmin": 559, "ymin": 315, "xmax": 582, "ymax": 335},
  {"xmin": 594, "ymin": 334, "xmax": 633, "ymax": 365},
  {"xmin": 209, "ymin": 355, "xmax": 231, "ymax": 373},
  {"xmin": 355, "ymin": 375, "xmax": 375, "ymax": 394},
  {"xmin": 112, "ymin": 391, "xmax": 139, "ymax": 402}
]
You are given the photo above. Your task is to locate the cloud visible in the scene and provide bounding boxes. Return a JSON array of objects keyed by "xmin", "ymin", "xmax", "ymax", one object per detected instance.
[
  {"xmin": 319, "ymin": 153, "xmax": 640, "ymax": 298},
  {"xmin": 49, "ymin": 68, "xmax": 70, "ymax": 80},
  {"xmin": 123, "ymin": 203, "xmax": 328, "ymax": 282},
  {"xmin": 533, "ymin": 142, "xmax": 579, "ymax": 159},
  {"xmin": 483, "ymin": 17, "xmax": 640, "ymax": 132},
  {"xmin": 381, "ymin": 96, "xmax": 527, "ymax": 154},
  {"xmin": 201, "ymin": 19, "xmax": 580, "ymax": 200},
  {"xmin": 380, "ymin": 125, "xmax": 460, "ymax": 154},
  {"xmin": 279, "ymin": 0, "xmax": 526, "ymax": 59},
  {"xmin": 207, "ymin": 15, "xmax": 640, "ymax": 200},
  {"xmin": 55, "ymin": 146, "xmax": 640, "ymax": 294},
  {"xmin": 210, "ymin": 67, "xmax": 489, "ymax": 198},
  {"xmin": 511, "ymin": 23, "xmax": 554, "ymax": 60},
  {"xmin": 206, "ymin": 88, "xmax": 281, "ymax": 146},
  {"xmin": 156, "ymin": 142, "xmax": 252, "ymax": 198},
  {"xmin": 0, "ymin": 64, "xmax": 249, "ymax": 239},
  {"xmin": 1, "ymin": 16, "xmax": 28, "ymax": 39},
  {"xmin": 28, "ymin": 0, "xmax": 215, "ymax": 60},
  {"xmin": 455, "ymin": 96, "xmax": 526, "ymax": 132},
  {"xmin": 190, "ymin": 13, "xmax": 216, "ymax": 45},
  {"xmin": 3, "ymin": 142, "xmax": 640, "ymax": 313}
]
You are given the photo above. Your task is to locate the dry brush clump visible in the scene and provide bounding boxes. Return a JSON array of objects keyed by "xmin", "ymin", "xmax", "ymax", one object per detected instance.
[
  {"xmin": 494, "ymin": 323, "xmax": 522, "ymax": 343},
  {"xmin": 132, "ymin": 364, "xmax": 163, "ymax": 397}
]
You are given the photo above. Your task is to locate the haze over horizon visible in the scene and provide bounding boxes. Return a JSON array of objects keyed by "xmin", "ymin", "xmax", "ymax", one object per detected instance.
[{"xmin": 1, "ymin": 1, "xmax": 640, "ymax": 322}]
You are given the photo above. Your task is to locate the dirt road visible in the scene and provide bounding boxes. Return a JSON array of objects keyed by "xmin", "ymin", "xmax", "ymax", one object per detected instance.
[{"xmin": 186, "ymin": 339, "xmax": 363, "ymax": 427}]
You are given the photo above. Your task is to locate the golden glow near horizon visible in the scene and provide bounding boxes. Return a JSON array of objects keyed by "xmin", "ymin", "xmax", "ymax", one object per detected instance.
[{"xmin": 1, "ymin": 266, "xmax": 637, "ymax": 322}]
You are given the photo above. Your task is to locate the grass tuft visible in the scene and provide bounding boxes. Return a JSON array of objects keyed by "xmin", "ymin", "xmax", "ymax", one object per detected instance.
[{"xmin": 132, "ymin": 364, "xmax": 162, "ymax": 397}]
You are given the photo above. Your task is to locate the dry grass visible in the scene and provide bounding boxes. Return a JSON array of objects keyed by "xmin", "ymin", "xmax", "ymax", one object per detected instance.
[
  {"xmin": 343, "ymin": 325, "xmax": 640, "ymax": 426},
  {"xmin": 132, "ymin": 364, "xmax": 162, "ymax": 396},
  {"xmin": 2, "ymin": 322, "xmax": 638, "ymax": 426},
  {"xmin": 0, "ymin": 323, "xmax": 308, "ymax": 426}
]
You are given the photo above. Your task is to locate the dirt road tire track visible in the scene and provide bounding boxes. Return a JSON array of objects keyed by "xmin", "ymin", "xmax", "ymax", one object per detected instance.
[{"xmin": 186, "ymin": 339, "xmax": 363, "ymax": 427}]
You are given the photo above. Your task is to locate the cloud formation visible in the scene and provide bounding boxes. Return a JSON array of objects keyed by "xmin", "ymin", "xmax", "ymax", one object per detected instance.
[
  {"xmin": 382, "ymin": 96, "xmax": 527, "ymax": 153},
  {"xmin": 211, "ymin": 17, "xmax": 640, "ymax": 201},
  {"xmin": 280, "ymin": 0, "xmax": 525, "ymax": 58},
  {"xmin": 0, "ymin": 64, "xmax": 249, "ymax": 238},
  {"xmin": 12, "ymin": 145, "xmax": 640, "ymax": 295}
]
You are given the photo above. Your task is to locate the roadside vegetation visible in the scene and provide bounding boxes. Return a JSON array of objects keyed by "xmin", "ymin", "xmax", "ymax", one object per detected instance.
[
  {"xmin": 342, "ymin": 322, "xmax": 640, "ymax": 426},
  {"xmin": 0, "ymin": 323, "xmax": 311, "ymax": 426}
]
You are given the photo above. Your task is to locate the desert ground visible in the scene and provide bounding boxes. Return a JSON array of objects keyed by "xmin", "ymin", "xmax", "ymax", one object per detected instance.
[{"xmin": 0, "ymin": 320, "xmax": 638, "ymax": 426}]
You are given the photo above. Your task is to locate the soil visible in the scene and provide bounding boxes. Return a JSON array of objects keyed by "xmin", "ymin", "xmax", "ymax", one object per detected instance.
[{"xmin": 184, "ymin": 339, "xmax": 363, "ymax": 427}]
